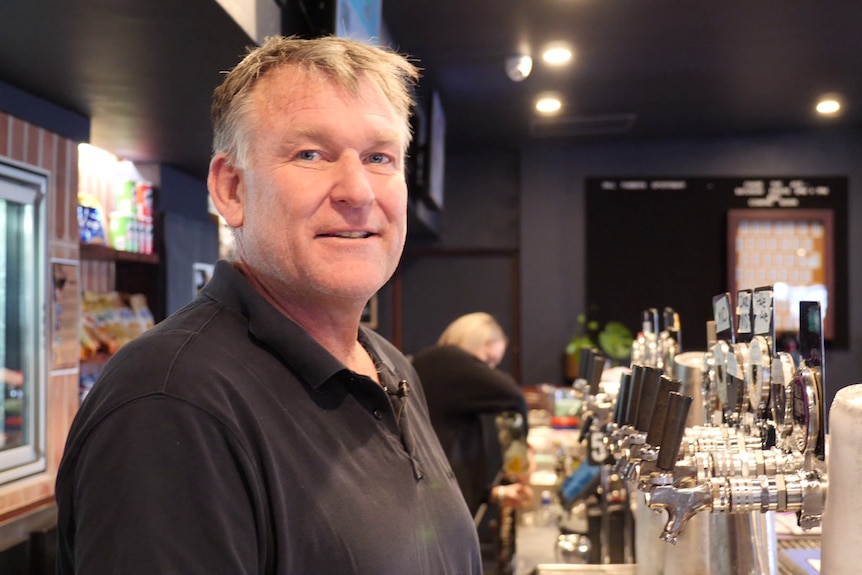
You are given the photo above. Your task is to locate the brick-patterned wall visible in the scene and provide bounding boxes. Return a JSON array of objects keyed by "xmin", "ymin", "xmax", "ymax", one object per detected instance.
[{"xmin": 0, "ymin": 111, "xmax": 81, "ymax": 523}]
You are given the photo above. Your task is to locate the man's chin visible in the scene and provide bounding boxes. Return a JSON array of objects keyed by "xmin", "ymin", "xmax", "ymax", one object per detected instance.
[{"xmin": 317, "ymin": 281, "xmax": 384, "ymax": 306}]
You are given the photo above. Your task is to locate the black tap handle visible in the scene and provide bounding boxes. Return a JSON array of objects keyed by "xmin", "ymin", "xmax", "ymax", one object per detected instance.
[
  {"xmin": 625, "ymin": 365, "xmax": 645, "ymax": 426},
  {"xmin": 586, "ymin": 351, "xmax": 605, "ymax": 397},
  {"xmin": 663, "ymin": 307, "xmax": 680, "ymax": 341},
  {"xmin": 577, "ymin": 346, "xmax": 595, "ymax": 381},
  {"xmin": 614, "ymin": 372, "xmax": 632, "ymax": 425},
  {"xmin": 657, "ymin": 392, "xmax": 692, "ymax": 471},
  {"xmin": 578, "ymin": 413, "xmax": 595, "ymax": 444},
  {"xmin": 634, "ymin": 366, "xmax": 662, "ymax": 432},
  {"xmin": 647, "ymin": 376, "xmax": 682, "ymax": 445}
]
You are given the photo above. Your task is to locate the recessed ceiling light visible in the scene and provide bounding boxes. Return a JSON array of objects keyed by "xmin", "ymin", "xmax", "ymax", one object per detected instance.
[
  {"xmin": 816, "ymin": 98, "xmax": 841, "ymax": 115},
  {"xmin": 542, "ymin": 43, "xmax": 574, "ymax": 66},
  {"xmin": 536, "ymin": 96, "xmax": 562, "ymax": 114}
]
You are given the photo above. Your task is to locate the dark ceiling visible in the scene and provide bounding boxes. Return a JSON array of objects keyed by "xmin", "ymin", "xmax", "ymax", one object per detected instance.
[
  {"xmin": 0, "ymin": 0, "xmax": 252, "ymax": 181},
  {"xmin": 2, "ymin": 1, "xmax": 861, "ymax": 182},
  {"xmin": 383, "ymin": 0, "xmax": 862, "ymax": 148}
]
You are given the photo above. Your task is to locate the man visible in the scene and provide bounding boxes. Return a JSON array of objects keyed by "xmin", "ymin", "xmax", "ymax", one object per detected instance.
[{"xmin": 56, "ymin": 35, "xmax": 482, "ymax": 574}]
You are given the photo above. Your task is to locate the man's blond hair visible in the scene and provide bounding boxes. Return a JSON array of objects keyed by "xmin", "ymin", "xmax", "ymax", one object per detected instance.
[{"xmin": 211, "ymin": 35, "xmax": 421, "ymax": 168}]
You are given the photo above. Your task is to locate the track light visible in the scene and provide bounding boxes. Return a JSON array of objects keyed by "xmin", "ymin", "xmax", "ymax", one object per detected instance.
[{"xmin": 505, "ymin": 55, "xmax": 533, "ymax": 82}]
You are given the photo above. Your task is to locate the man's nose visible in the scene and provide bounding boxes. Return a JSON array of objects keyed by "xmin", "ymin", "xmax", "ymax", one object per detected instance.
[{"xmin": 331, "ymin": 152, "xmax": 374, "ymax": 208}]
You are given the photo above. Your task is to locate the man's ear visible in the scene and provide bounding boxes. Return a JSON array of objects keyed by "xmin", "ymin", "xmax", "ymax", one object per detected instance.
[{"xmin": 208, "ymin": 153, "xmax": 244, "ymax": 228}]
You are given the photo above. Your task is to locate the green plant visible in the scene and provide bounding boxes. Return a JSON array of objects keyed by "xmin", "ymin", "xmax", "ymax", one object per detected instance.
[
  {"xmin": 566, "ymin": 306, "xmax": 634, "ymax": 363},
  {"xmin": 597, "ymin": 321, "xmax": 634, "ymax": 361}
]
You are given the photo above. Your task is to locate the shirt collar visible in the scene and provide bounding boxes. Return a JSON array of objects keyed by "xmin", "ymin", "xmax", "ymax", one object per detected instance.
[{"xmin": 200, "ymin": 261, "xmax": 347, "ymax": 389}]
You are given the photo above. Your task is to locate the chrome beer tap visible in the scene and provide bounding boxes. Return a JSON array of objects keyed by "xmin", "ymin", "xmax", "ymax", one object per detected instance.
[
  {"xmin": 631, "ymin": 308, "xmax": 660, "ymax": 368},
  {"xmin": 643, "ymin": 300, "xmax": 829, "ymax": 544},
  {"xmin": 658, "ymin": 306, "xmax": 681, "ymax": 372},
  {"xmin": 640, "ymin": 392, "xmax": 700, "ymax": 544}
]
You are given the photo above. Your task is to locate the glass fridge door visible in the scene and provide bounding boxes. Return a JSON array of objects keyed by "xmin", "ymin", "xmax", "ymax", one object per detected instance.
[{"xmin": 0, "ymin": 160, "xmax": 47, "ymax": 485}]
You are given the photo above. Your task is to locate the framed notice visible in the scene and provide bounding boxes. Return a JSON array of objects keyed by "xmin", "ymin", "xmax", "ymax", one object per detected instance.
[{"xmin": 727, "ymin": 209, "xmax": 834, "ymax": 341}]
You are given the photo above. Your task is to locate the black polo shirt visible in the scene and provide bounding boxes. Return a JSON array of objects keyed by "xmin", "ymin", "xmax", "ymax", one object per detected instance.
[{"xmin": 56, "ymin": 261, "xmax": 481, "ymax": 574}]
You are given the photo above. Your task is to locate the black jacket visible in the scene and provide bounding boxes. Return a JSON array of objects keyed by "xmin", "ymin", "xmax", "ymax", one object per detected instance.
[{"xmin": 411, "ymin": 344, "xmax": 528, "ymax": 516}]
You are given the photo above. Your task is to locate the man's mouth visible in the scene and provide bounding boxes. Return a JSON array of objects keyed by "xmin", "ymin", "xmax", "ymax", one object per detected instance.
[{"xmin": 321, "ymin": 231, "xmax": 373, "ymax": 239}]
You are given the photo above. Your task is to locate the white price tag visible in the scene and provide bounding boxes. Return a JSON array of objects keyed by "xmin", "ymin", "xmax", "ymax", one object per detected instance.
[
  {"xmin": 737, "ymin": 291, "xmax": 752, "ymax": 335},
  {"xmin": 714, "ymin": 297, "xmax": 732, "ymax": 334},
  {"xmin": 753, "ymin": 289, "xmax": 774, "ymax": 336}
]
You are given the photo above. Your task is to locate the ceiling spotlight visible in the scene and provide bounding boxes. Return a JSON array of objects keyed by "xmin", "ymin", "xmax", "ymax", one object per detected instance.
[
  {"xmin": 505, "ymin": 55, "xmax": 533, "ymax": 82},
  {"xmin": 816, "ymin": 98, "xmax": 841, "ymax": 115},
  {"xmin": 542, "ymin": 46, "xmax": 573, "ymax": 66},
  {"xmin": 536, "ymin": 96, "xmax": 562, "ymax": 114}
]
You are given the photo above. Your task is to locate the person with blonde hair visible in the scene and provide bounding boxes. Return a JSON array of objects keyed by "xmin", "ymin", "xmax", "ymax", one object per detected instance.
[
  {"xmin": 56, "ymin": 35, "xmax": 482, "ymax": 574},
  {"xmin": 412, "ymin": 312, "xmax": 533, "ymax": 566},
  {"xmin": 437, "ymin": 312, "xmax": 509, "ymax": 368}
]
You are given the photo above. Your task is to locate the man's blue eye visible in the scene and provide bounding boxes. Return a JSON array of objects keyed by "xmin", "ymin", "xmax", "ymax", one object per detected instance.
[
  {"xmin": 298, "ymin": 150, "xmax": 319, "ymax": 161},
  {"xmin": 367, "ymin": 153, "xmax": 389, "ymax": 164}
]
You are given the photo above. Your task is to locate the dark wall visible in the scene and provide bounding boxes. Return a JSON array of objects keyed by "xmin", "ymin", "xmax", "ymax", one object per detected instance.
[
  {"xmin": 138, "ymin": 163, "xmax": 218, "ymax": 315},
  {"xmin": 162, "ymin": 212, "xmax": 219, "ymax": 314},
  {"xmin": 389, "ymin": 148, "xmax": 521, "ymax": 375},
  {"xmin": 520, "ymin": 127, "xmax": 862, "ymax": 414}
]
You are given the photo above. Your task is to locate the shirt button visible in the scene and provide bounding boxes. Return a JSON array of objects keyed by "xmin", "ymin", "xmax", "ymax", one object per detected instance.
[{"xmin": 373, "ymin": 409, "xmax": 383, "ymax": 420}]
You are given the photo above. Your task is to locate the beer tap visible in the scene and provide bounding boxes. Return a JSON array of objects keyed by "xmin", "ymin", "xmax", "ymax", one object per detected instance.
[
  {"xmin": 631, "ymin": 308, "xmax": 660, "ymax": 367},
  {"xmin": 612, "ymin": 365, "xmax": 663, "ymax": 480},
  {"xmin": 636, "ymin": 375, "xmax": 684, "ymax": 484},
  {"xmin": 701, "ymin": 320, "xmax": 723, "ymax": 427},
  {"xmin": 746, "ymin": 286, "xmax": 778, "ymax": 446},
  {"xmin": 709, "ymin": 291, "xmax": 757, "ymax": 432},
  {"xmin": 642, "ymin": 392, "xmax": 702, "ymax": 544},
  {"xmin": 734, "ymin": 288, "xmax": 756, "ymax": 433},
  {"xmin": 789, "ymin": 301, "xmax": 828, "ymax": 528},
  {"xmin": 710, "ymin": 292, "xmax": 737, "ymax": 428},
  {"xmin": 608, "ymin": 363, "xmax": 688, "ymax": 493},
  {"xmin": 771, "ymin": 350, "xmax": 797, "ymax": 453},
  {"xmin": 644, "ymin": 385, "xmax": 820, "ymax": 544},
  {"xmin": 658, "ymin": 306, "xmax": 681, "ymax": 371},
  {"xmin": 576, "ymin": 348, "xmax": 615, "ymax": 469},
  {"xmin": 648, "ymin": 457, "xmax": 826, "ymax": 544},
  {"xmin": 643, "ymin": 300, "xmax": 829, "ymax": 543},
  {"xmin": 558, "ymin": 348, "xmax": 611, "ymax": 511}
]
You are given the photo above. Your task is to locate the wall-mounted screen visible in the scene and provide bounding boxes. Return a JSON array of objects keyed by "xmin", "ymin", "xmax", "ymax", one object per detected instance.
[
  {"xmin": 335, "ymin": 0, "xmax": 381, "ymax": 44},
  {"xmin": 281, "ymin": 0, "xmax": 381, "ymax": 44},
  {"xmin": 426, "ymin": 90, "xmax": 446, "ymax": 209}
]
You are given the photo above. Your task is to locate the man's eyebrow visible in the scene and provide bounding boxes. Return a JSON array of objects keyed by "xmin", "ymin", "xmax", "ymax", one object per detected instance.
[
  {"xmin": 276, "ymin": 125, "xmax": 404, "ymax": 157},
  {"xmin": 368, "ymin": 129, "xmax": 405, "ymax": 149},
  {"xmin": 284, "ymin": 126, "xmax": 325, "ymax": 142}
]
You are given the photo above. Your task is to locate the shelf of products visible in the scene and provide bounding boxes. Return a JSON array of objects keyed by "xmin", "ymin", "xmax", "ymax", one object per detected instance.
[{"xmin": 79, "ymin": 243, "xmax": 159, "ymax": 264}]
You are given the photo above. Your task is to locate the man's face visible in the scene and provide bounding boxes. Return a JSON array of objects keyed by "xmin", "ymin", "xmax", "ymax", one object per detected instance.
[{"xmin": 234, "ymin": 66, "xmax": 408, "ymax": 308}]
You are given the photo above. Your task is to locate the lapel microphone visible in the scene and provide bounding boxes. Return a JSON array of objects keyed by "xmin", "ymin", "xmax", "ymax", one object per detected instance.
[{"xmin": 387, "ymin": 380, "xmax": 410, "ymax": 398}]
